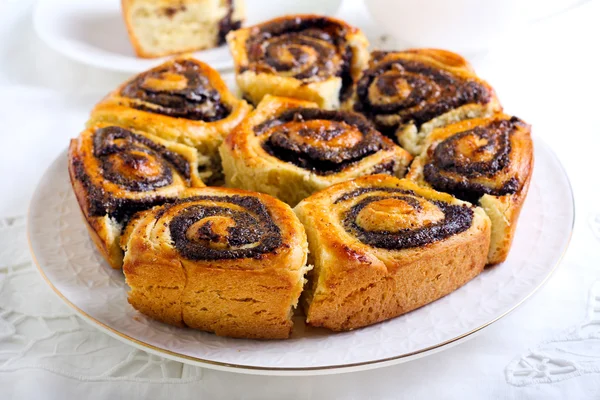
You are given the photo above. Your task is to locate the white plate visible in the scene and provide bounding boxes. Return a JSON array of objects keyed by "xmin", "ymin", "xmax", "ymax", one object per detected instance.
[
  {"xmin": 27, "ymin": 139, "xmax": 573, "ymax": 375},
  {"xmin": 32, "ymin": 0, "xmax": 343, "ymax": 73}
]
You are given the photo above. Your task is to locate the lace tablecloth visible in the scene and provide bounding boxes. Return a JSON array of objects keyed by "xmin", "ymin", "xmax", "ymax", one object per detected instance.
[{"xmin": 1, "ymin": 1, "xmax": 599, "ymax": 399}]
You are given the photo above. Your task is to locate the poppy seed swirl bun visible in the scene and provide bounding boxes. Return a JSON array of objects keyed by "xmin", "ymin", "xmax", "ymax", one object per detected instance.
[
  {"xmin": 220, "ymin": 95, "xmax": 412, "ymax": 206},
  {"xmin": 120, "ymin": 59, "xmax": 232, "ymax": 122},
  {"xmin": 122, "ymin": 187, "xmax": 310, "ymax": 339},
  {"xmin": 227, "ymin": 15, "xmax": 369, "ymax": 109},
  {"xmin": 294, "ymin": 175, "xmax": 491, "ymax": 331},
  {"xmin": 407, "ymin": 114, "xmax": 533, "ymax": 264},
  {"xmin": 344, "ymin": 49, "xmax": 501, "ymax": 155}
]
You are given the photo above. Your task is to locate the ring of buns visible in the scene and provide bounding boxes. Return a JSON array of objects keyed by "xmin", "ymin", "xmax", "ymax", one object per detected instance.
[{"xmin": 67, "ymin": 16, "xmax": 533, "ymax": 339}]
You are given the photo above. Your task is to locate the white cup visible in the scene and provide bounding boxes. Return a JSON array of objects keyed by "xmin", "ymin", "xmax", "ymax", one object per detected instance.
[{"xmin": 364, "ymin": 0, "xmax": 586, "ymax": 54}]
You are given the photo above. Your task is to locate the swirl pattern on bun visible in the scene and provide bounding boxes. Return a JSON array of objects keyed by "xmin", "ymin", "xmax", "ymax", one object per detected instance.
[
  {"xmin": 294, "ymin": 174, "xmax": 491, "ymax": 331},
  {"xmin": 168, "ymin": 195, "xmax": 282, "ymax": 261},
  {"xmin": 344, "ymin": 49, "xmax": 501, "ymax": 155},
  {"xmin": 92, "ymin": 126, "xmax": 192, "ymax": 194},
  {"xmin": 245, "ymin": 17, "xmax": 351, "ymax": 83},
  {"xmin": 220, "ymin": 95, "xmax": 412, "ymax": 205},
  {"xmin": 337, "ymin": 187, "xmax": 474, "ymax": 250},
  {"xmin": 122, "ymin": 187, "xmax": 309, "ymax": 339},
  {"xmin": 257, "ymin": 107, "xmax": 392, "ymax": 174},
  {"xmin": 120, "ymin": 59, "xmax": 232, "ymax": 121}
]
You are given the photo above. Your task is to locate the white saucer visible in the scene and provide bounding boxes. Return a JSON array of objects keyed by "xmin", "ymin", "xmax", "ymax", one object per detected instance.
[{"xmin": 32, "ymin": 0, "xmax": 343, "ymax": 73}]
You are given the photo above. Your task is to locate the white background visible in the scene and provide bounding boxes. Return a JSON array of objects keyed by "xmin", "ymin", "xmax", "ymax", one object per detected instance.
[{"xmin": 1, "ymin": 0, "xmax": 599, "ymax": 398}]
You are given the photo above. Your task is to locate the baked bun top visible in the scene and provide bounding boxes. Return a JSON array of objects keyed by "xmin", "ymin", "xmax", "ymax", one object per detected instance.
[
  {"xmin": 409, "ymin": 114, "xmax": 533, "ymax": 202},
  {"xmin": 294, "ymin": 174, "xmax": 489, "ymax": 269},
  {"xmin": 69, "ymin": 123, "xmax": 204, "ymax": 222},
  {"xmin": 123, "ymin": 187, "xmax": 307, "ymax": 271},
  {"xmin": 227, "ymin": 15, "xmax": 369, "ymax": 97},
  {"xmin": 352, "ymin": 49, "xmax": 497, "ymax": 135},
  {"xmin": 224, "ymin": 95, "xmax": 411, "ymax": 176}
]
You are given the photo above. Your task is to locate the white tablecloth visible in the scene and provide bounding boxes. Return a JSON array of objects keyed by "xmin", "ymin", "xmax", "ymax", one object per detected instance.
[{"xmin": 1, "ymin": 1, "xmax": 599, "ymax": 399}]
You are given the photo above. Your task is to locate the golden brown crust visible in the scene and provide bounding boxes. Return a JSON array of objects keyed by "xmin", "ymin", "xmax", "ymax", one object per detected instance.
[
  {"xmin": 89, "ymin": 56, "xmax": 251, "ymax": 183},
  {"xmin": 479, "ymin": 169, "xmax": 532, "ymax": 265},
  {"xmin": 67, "ymin": 41, "xmax": 534, "ymax": 339},
  {"xmin": 68, "ymin": 139, "xmax": 125, "ymax": 268},
  {"xmin": 227, "ymin": 15, "xmax": 369, "ymax": 109},
  {"xmin": 121, "ymin": 0, "xmax": 144, "ymax": 58},
  {"xmin": 371, "ymin": 48, "xmax": 476, "ymax": 74},
  {"xmin": 220, "ymin": 95, "xmax": 413, "ymax": 206},
  {"xmin": 406, "ymin": 114, "xmax": 534, "ymax": 264},
  {"xmin": 344, "ymin": 48, "xmax": 502, "ymax": 154},
  {"xmin": 294, "ymin": 175, "xmax": 491, "ymax": 331},
  {"xmin": 67, "ymin": 122, "xmax": 205, "ymax": 269},
  {"xmin": 122, "ymin": 187, "xmax": 309, "ymax": 339}
]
